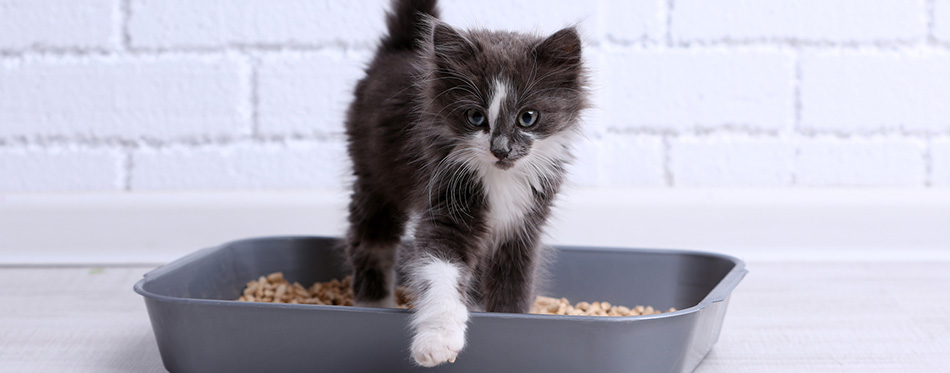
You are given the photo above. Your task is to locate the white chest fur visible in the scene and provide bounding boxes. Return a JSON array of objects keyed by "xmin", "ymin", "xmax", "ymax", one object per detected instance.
[{"xmin": 479, "ymin": 166, "xmax": 537, "ymax": 241}]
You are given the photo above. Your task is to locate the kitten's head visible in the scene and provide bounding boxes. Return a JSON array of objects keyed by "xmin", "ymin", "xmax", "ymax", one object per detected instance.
[{"xmin": 420, "ymin": 22, "xmax": 588, "ymax": 173}]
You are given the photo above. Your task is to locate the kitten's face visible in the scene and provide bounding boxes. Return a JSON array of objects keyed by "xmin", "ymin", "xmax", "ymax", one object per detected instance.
[{"xmin": 422, "ymin": 24, "xmax": 587, "ymax": 172}]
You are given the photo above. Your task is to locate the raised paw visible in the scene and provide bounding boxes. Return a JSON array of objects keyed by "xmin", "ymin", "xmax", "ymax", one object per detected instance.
[{"xmin": 410, "ymin": 327, "xmax": 465, "ymax": 367}]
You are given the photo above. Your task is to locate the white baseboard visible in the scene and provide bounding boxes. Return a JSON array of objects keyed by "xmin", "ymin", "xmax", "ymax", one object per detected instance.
[{"xmin": 1, "ymin": 188, "xmax": 948, "ymax": 264}]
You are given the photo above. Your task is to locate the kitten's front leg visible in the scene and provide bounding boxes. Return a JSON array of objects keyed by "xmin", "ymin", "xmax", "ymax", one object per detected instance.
[
  {"xmin": 405, "ymin": 220, "xmax": 480, "ymax": 367},
  {"xmin": 483, "ymin": 235, "xmax": 540, "ymax": 313},
  {"xmin": 407, "ymin": 254, "xmax": 470, "ymax": 367}
]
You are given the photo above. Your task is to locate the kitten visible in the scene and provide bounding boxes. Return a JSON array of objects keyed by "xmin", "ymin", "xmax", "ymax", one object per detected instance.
[{"xmin": 343, "ymin": 0, "xmax": 587, "ymax": 367}]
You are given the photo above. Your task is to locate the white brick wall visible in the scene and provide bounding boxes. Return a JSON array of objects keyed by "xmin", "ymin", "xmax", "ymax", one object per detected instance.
[
  {"xmin": 440, "ymin": 0, "xmax": 595, "ymax": 35},
  {"xmin": 570, "ymin": 134, "xmax": 666, "ymax": 187},
  {"xmin": 670, "ymin": 135, "xmax": 795, "ymax": 186},
  {"xmin": 599, "ymin": 0, "xmax": 666, "ymax": 42},
  {"xmin": 673, "ymin": 0, "xmax": 926, "ymax": 43},
  {"xmin": 127, "ymin": 1, "xmax": 386, "ymax": 49},
  {"xmin": 0, "ymin": 55, "xmax": 248, "ymax": 138},
  {"xmin": 801, "ymin": 51, "xmax": 950, "ymax": 133},
  {"xmin": 603, "ymin": 49, "xmax": 794, "ymax": 131},
  {"xmin": 0, "ymin": 0, "xmax": 117, "ymax": 50},
  {"xmin": 257, "ymin": 51, "xmax": 369, "ymax": 136},
  {"xmin": 0, "ymin": 147, "xmax": 123, "ymax": 192},
  {"xmin": 932, "ymin": 138, "xmax": 950, "ymax": 186},
  {"xmin": 132, "ymin": 141, "xmax": 348, "ymax": 190},
  {"xmin": 935, "ymin": 0, "xmax": 950, "ymax": 41},
  {"xmin": 797, "ymin": 137, "xmax": 927, "ymax": 186},
  {"xmin": 0, "ymin": 0, "xmax": 947, "ymax": 192}
]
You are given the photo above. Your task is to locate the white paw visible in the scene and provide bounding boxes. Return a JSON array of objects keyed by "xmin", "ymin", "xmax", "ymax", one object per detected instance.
[
  {"xmin": 354, "ymin": 294, "xmax": 396, "ymax": 308},
  {"xmin": 411, "ymin": 326, "xmax": 465, "ymax": 367}
]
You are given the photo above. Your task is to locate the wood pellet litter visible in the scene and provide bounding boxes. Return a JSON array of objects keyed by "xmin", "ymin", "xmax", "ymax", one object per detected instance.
[{"xmin": 236, "ymin": 272, "xmax": 675, "ymax": 317}]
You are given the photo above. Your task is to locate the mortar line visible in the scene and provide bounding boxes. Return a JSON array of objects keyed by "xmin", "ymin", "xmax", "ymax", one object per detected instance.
[
  {"xmin": 5, "ymin": 39, "xmax": 950, "ymax": 62},
  {"xmin": 120, "ymin": 0, "xmax": 132, "ymax": 50},
  {"xmin": 0, "ymin": 126, "xmax": 942, "ymax": 151},
  {"xmin": 789, "ymin": 142, "xmax": 799, "ymax": 188},
  {"xmin": 789, "ymin": 46, "xmax": 804, "ymax": 186},
  {"xmin": 0, "ymin": 42, "xmax": 375, "ymax": 60},
  {"xmin": 927, "ymin": 0, "xmax": 937, "ymax": 44},
  {"xmin": 661, "ymin": 134, "xmax": 674, "ymax": 187},
  {"xmin": 789, "ymin": 128, "xmax": 802, "ymax": 187},
  {"xmin": 669, "ymin": 37, "xmax": 930, "ymax": 49},
  {"xmin": 608, "ymin": 125, "xmax": 780, "ymax": 137},
  {"xmin": 122, "ymin": 147, "xmax": 134, "ymax": 191},
  {"xmin": 791, "ymin": 46, "xmax": 804, "ymax": 188},
  {"xmin": 796, "ymin": 128, "xmax": 950, "ymax": 138},
  {"xmin": 0, "ymin": 133, "xmax": 348, "ymax": 150},
  {"xmin": 924, "ymin": 137, "xmax": 934, "ymax": 187},
  {"xmin": 793, "ymin": 48, "xmax": 803, "ymax": 134},
  {"xmin": 664, "ymin": 0, "xmax": 675, "ymax": 47},
  {"xmin": 120, "ymin": 40, "xmax": 375, "ymax": 55},
  {"xmin": 247, "ymin": 53, "xmax": 262, "ymax": 137},
  {"xmin": 603, "ymin": 34, "xmax": 653, "ymax": 48}
]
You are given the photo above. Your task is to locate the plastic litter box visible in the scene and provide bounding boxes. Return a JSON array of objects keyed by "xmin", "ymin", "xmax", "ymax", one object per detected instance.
[{"xmin": 135, "ymin": 236, "xmax": 746, "ymax": 372}]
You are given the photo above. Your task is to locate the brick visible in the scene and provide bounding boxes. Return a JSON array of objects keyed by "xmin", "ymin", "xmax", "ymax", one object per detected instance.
[
  {"xmin": 128, "ymin": 0, "xmax": 385, "ymax": 48},
  {"xmin": 131, "ymin": 141, "xmax": 348, "ymax": 190},
  {"xmin": 796, "ymin": 137, "xmax": 926, "ymax": 186},
  {"xmin": 670, "ymin": 135, "xmax": 794, "ymax": 186},
  {"xmin": 0, "ymin": 0, "xmax": 116, "ymax": 49},
  {"xmin": 604, "ymin": 49, "xmax": 794, "ymax": 131},
  {"xmin": 579, "ymin": 48, "xmax": 608, "ymax": 137},
  {"xmin": 440, "ymin": 0, "xmax": 596, "ymax": 35},
  {"xmin": 258, "ymin": 51, "xmax": 369, "ymax": 135},
  {"xmin": 932, "ymin": 138, "xmax": 950, "ymax": 186},
  {"xmin": 935, "ymin": 0, "xmax": 950, "ymax": 41},
  {"xmin": 597, "ymin": 134, "xmax": 666, "ymax": 186},
  {"xmin": 0, "ymin": 56, "xmax": 247, "ymax": 139},
  {"xmin": 673, "ymin": 0, "xmax": 926, "ymax": 42},
  {"xmin": 566, "ymin": 136, "xmax": 601, "ymax": 187},
  {"xmin": 568, "ymin": 134, "xmax": 665, "ymax": 187},
  {"xmin": 441, "ymin": 0, "xmax": 661, "ymax": 43},
  {"xmin": 599, "ymin": 0, "xmax": 666, "ymax": 42},
  {"xmin": 0, "ymin": 147, "xmax": 122, "ymax": 192},
  {"xmin": 801, "ymin": 51, "xmax": 950, "ymax": 133}
]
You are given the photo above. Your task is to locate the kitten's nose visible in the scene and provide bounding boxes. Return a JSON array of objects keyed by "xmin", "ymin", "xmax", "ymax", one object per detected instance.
[
  {"xmin": 491, "ymin": 136, "xmax": 511, "ymax": 160},
  {"xmin": 491, "ymin": 147, "xmax": 510, "ymax": 160}
]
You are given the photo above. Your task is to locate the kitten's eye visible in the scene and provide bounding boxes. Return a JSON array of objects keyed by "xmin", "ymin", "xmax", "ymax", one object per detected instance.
[
  {"xmin": 518, "ymin": 110, "xmax": 538, "ymax": 127},
  {"xmin": 466, "ymin": 109, "xmax": 485, "ymax": 126}
]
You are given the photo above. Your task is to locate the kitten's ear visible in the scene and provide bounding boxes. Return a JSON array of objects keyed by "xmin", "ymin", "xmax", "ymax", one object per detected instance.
[
  {"xmin": 432, "ymin": 22, "xmax": 477, "ymax": 62},
  {"xmin": 535, "ymin": 27, "xmax": 582, "ymax": 66}
]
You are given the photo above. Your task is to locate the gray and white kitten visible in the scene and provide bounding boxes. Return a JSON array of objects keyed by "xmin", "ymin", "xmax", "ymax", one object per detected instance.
[{"xmin": 343, "ymin": 0, "xmax": 587, "ymax": 366}]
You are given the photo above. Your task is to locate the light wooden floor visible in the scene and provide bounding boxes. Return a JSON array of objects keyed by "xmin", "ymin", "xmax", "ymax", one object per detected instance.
[{"xmin": 1, "ymin": 262, "xmax": 948, "ymax": 372}]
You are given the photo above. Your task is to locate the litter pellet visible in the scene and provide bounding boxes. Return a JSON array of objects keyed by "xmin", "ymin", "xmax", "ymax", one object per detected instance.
[{"xmin": 236, "ymin": 273, "xmax": 676, "ymax": 317}]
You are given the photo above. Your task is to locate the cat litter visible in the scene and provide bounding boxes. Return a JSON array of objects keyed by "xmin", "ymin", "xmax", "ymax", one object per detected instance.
[
  {"xmin": 235, "ymin": 272, "xmax": 675, "ymax": 317},
  {"xmin": 135, "ymin": 236, "xmax": 745, "ymax": 372}
]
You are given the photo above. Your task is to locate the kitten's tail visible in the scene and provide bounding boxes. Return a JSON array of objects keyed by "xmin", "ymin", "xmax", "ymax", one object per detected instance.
[{"xmin": 381, "ymin": 0, "xmax": 439, "ymax": 51}]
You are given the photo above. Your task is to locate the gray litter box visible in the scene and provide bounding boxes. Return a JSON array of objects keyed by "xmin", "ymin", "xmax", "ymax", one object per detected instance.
[{"xmin": 135, "ymin": 236, "xmax": 746, "ymax": 372}]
